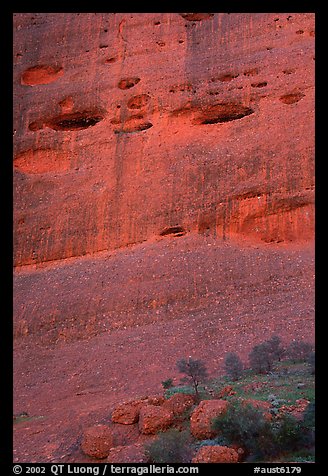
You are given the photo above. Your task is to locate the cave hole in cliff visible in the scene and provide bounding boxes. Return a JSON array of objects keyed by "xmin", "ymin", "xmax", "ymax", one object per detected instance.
[
  {"xmin": 159, "ymin": 226, "xmax": 186, "ymax": 237},
  {"xmin": 217, "ymin": 73, "xmax": 239, "ymax": 82},
  {"xmin": 243, "ymin": 68, "xmax": 259, "ymax": 76},
  {"xmin": 251, "ymin": 81, "xmax": 267, "ymax": 88},
  {"xmin": 127, "ymin": 94, "xmax": 151, "ymax": 109},
  {"xmin": 180, "ymin": 13, "xmax": 214, "ymax": 21},
  {"xmin": 118, "ymin": 77, "xmax": 141, "ymax": 90},
  {"xmin": 105, "ymin": 57, "xmax": 118, "ymax": 64},
  {"xmin": 29, "ymin": 120, "xmax": 44, "ymax": 131},
  {"xmin": 21, "ymin": 65, "xmax": 64, "ymax": 86},
  {"xmin": 279, "ymin": 93, "xmax": 305, "ymax": 105},
  {"xmin": 194, "ymin": 104, "xmax": 254, "ymax": 125},
  {"xmin": 114, "ymin": 121, "xmax": 153, "ymax": 134},
  {"xmin": 47, "ymin": 111, "xmax": 105, "ymax": 131}
]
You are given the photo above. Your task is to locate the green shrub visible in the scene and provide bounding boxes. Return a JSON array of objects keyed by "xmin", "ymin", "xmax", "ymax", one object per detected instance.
[
  {"xmin": 272, "ymin": 414, "xmax": 304, "ymax": 453},
  {"xmin": 212, "ymin": 401, "xmax": 313, "ymax": 461},
  {"xmin": 145, "ymin": 429, "xmax": 192, "ymax": 463},
  {"xmin": 212, "ymin": 402, "xmax": 275, "ymax": 459},
  {"xmin": 162, "ymin": 378, "xmax": 174, "ymax": 389},
  {"xmin": 224, "ymin": 352, "xmax": 244, "ymax": 381}
]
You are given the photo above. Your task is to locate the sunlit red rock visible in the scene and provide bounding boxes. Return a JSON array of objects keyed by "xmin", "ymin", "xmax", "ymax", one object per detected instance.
[
  {"xmin": 138, "ymin": 405, "xmax": 174, "ymax": 435},
  {"xmin": 190, "ymin": 400, "xmax": 229, "ymax": 439},
  {"xmin": 81, "ymin": 424, "xmax": 114, "ymax": 459}
]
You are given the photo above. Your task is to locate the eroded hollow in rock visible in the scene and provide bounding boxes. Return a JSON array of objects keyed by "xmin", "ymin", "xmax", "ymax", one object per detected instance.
[
  {"xmin": 14, "ymin": 149, "xmax": 71, "ymax": 174},
  {"xmin": 127, "ymin": 94, "xmax": 151, "ymax": 109},
  {"xmin": 21, "ymin": 65, "xmax": 63, "ymax": 86},
  {"xmin": 114, "ymin": 120, "xmax": 153, "ymax": 134},
  {"xmin": 180, "ymin": 13, "xmax": 214, "ymax": 21},
  {"xmin": 194, "ymin": 104, "xmax": 254, "ymax": 125},
  {"xmin": 251, "ymin": 81, "xmax": 267, "ymax": 88},
  {"xmin": 118, "ymin": 78, "xmax": 141, "ymax": 90},
  {"xmin": 159, "ymin": 226, "xmax": 186, "ymax": 237},
  {"xmin": 216, "ymin": 73, "xmax": 239, "ymax": 82},
  {"xmin": 279, "ymin": 93, "xmax": 305, "ymax": 105},
  {"xmin": 46, "ymin": 111, "xmax": 105, "ymax": 131}
]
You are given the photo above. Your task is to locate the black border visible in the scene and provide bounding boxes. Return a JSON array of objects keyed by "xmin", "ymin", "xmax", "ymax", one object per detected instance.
[{"xmin": 5, "ymin": 2, "xmax": 322, "ymax": 473}]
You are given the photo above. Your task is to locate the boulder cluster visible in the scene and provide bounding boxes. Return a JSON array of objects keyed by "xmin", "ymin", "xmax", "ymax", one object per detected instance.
[{"xmin": 81, "ymin": 392, "xmax": 310, "ymax": 463}]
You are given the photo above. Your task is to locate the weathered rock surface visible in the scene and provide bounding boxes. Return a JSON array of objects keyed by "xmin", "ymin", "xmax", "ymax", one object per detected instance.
[
  {"xmin": 111, "ymin": 400, "xmax": 144, "ymax": 425},
  {"xmin": 192, "ymin": 445, "xmax": 239, "ymax": 463},
  {"xmin": 13, "ymin": 13, "xmax": 314, "ymax": 269},
  {"xmin": 163, "ymin": 393, "xmax": 195, "ymax": 416},
  {"xmin": 81, "ymin": 424, "xmax": 114, "ymax": 459},
  {"xmin": 138, "ymin": 405, "xmax": 174, "ymax": 435},
  {"xmin": 111, "ymin": 395, "xmax": 164, "ymax": 424},
  {"xmin": 190, "ymin": 399, "xmax": 229, "ymax": 439}
]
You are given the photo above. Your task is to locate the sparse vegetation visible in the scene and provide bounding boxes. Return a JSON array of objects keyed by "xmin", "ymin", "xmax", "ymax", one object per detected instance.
[
  {"xmin": 176, "ymin": 357, "xmax": 208, "ymax": 402},
  {"xmin": 86, "ymin": 337, "xmax": 315, "ymax": 463},
  {"xmin": 162, "ymin": 338, "xmax": 315, "ymax": 462}
]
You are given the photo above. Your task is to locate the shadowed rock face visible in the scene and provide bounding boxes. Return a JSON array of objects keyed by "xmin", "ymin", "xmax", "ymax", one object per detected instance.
[{"xmin": 13, "ymin": 13, "xmax": 314, "ymax": 268}]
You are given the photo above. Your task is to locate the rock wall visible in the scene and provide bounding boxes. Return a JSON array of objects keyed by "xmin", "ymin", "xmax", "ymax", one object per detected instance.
[{"xmin": 13, "ymin": 13, "xmax": 315, "ymax": 268}]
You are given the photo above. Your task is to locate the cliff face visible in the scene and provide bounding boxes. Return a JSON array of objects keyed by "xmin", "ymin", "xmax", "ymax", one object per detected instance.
[{"xmin": 13, "ymin": 13, "xmax": 314, "ymax": 268}]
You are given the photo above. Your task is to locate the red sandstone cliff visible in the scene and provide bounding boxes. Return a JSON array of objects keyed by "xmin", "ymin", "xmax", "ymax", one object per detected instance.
[{"xmin": 13, "ymin": 13, "xmax": 314, "ymax": 268}]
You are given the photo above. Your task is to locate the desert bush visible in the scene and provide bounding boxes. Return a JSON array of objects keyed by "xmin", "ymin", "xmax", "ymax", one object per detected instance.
[
  {"xmin": 224, "ymin": 352, "xmax": 244, "ymax": 381},
  {"xmin": 212, "ymin": 402, "xmax": 275, "ymax": 459},
  {"xmin": 272, "ymin": 414, "xmax": 304, "ymax": 454},
  {"xmin": 176, "ymin": 357, "xmax": 208, "ymax": 402},
  {"xmin": 249, "ymin": 336, "xmax": 285, "ymax": 374},
  {"xmin": 212, "ymin": 401, "xmax": 312, "ymax": 461},
  {"xmin": 162, "ymin": 378, "xmax": 174, "ymax": 389},
  {"xmin": 145, "ymin": 429, "xmax": 192, "ymax": 463},
  {"xmin": 249, "ymin": 342, "xmax": 275, "ymax": 374},
  {"xmin": 286, "ymin": 341, "xmax": 313, "ymax": 363}
]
